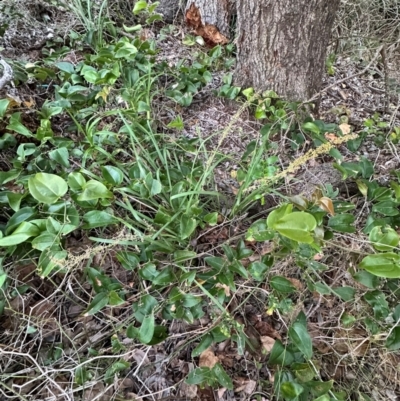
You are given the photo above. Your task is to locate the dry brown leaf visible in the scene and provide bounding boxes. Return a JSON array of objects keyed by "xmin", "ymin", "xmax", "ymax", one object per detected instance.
[
  {"xmin": 199, "ymin": 347, "xmax": 219, "ymax": 368},
  {"xmin": 217, "ymin": 387, "xmax": 227, "ymax": 400},
  {"xmin": 317, "ymin": 196, "xmax": 335, "ymax": 215},
  {"xmin": 260, "ymin": 336, "xmax": 275, "ymax": 352},
  {"xmin": 179, "ymin": 381, "xmax": 198, "ymax": 398},
  {"xmin": 286, "ymin": 278, "xmax": 303, "ymax": 291},
  {"xmin": 216, "ymin": 283, "xmax": 231, "ymax": 297}
]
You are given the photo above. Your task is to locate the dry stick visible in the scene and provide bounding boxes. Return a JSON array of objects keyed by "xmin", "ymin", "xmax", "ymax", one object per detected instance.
[
  {"xmin": 304, "ymin": 45, "xmax": 384, "ymax": 105},
  {"xmin": 0, "ymin": 57, "xmax": 13, "ymax": 90}
]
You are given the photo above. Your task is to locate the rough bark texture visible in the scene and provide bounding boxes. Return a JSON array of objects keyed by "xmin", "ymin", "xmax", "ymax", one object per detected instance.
[
  {"xmin": 185, "ymin": 0, "xmax": 233, "ymax": 38},
  {"xmin": 234, "ymin": 0, "xmax": 340, "ymax": 101},
  {"xmin": 157, "ymin": 0, "xmax": 184, "ymax": 23}
]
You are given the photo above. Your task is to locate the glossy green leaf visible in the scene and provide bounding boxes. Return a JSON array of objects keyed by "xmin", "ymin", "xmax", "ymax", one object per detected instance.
[
  {"xmin": 78, "ymin": 180, "xmax": 113, "ymax": 201},
  {"xmin": 372, "ymin": 201, "xmax": 399, "ymax": 216},
  {"xmin": 289, "ymin": 322, "xmax": 313, "ymax": 359},
  {"xmin": 68, "ymin": 172, "xmax": 86, "ymax": 190},
  {"xmin": 186, "ymin": 367, "xmax": 213, "ymax": 385},
  {"xmin": 102, "ymin": 166, "xmax": 124, "ymax": 186},
  {"xmin": 31, "ymin": 232, "xmax": 59, "ymax": 251},
  {"xmin": 272, "ymin": 212, "xmax": 317, "ymax": 243},
  {"xmin": 332, "ymin": 286, "xmax": 355, "ymax": 301},
  {"xmin": 49, "ymin": 148, "xmax": 70, "ymax": 168},
  {"xmin": 6, "ymin": 207, "xmax": 36, "ymax": 235},
  {"xmin": 28, "ymin": 173, "xmax": 68, "ymax": 204},
  {"xmin": 369, "ymin": 226, "xmax": 399, "ymax": 252},
  {"xmin": 0, "ymin": 221, "xmax": 40, "ymax": 246},
  {"xmin": 82, "ymin": 210, "xmax": 118, "ymax": 229},
  {"xmin": 359, "ymin": 253, "xmax": 400, "ymax": 278},
  {"xmin": 267, "ymin": 204, "xmax": 293, "ymax": 228}
]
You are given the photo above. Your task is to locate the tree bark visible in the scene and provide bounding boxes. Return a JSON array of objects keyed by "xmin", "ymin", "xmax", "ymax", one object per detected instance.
[
  {"xmin": 157, "ymin": 0, "xmax": 184, "ymax": 23},
  {"xmin": 185, "ymin": 0, "xmax": 233, "ymax": 43},
  {"xmin": 233, "ymin": 0, "xmax": 340, "ymax": 101}
]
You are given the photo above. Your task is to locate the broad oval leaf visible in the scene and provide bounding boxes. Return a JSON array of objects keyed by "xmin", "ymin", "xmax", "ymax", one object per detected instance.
[
  {"xmin": 28, "ymin": 173, "xmax": 68, "ymax": 204},
  {"xmin": 369, "ymin": 226, "xmax": 399, "ymax": 252},
  {"xmin": 78, "ymin": 180, "xmax": 113, "ymax": 201},
  {"xmin": 359, "ymin": 253, "xmax": 400, "ymax": 278},
  {"xmin": 139, "ymin": 312, "xmax": 155, "ymax": 344},
  {"xmin": 102, "ymin": 166, "xmax": 124, "ymax": 186},
  {"xmin": 83, "ymin": 210, "xmax": 118, "ymax": 229},
  {"xmin": 272, "ymin": 212, "xmax": 317, "ymax": 243}
]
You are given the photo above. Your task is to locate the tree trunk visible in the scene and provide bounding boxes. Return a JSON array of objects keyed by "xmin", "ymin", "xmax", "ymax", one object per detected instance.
[
  {"xmin": 185, "ymin": 0, "xmax": 234, "ymax": 44},
  {"xmin": 157, "ymin": 0, "xmax": 184, "ymax": 23},
  {"xmin": 233, "ymin": 0, "xmax": 340, "ymax": 101}
]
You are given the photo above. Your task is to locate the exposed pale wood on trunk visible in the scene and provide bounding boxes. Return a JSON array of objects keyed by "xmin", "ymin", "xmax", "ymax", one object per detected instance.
[
  {"xmin": 185, "ymin": 0, "xmax": 233, "ymax": 38},
  {"xmin": 233, "ymin": 0, "xmax": 340, "ymax": 101}
]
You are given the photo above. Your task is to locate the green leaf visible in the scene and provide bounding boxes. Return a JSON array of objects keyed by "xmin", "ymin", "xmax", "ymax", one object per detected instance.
[
  {"xmin": 281, "ymin": 381, "xmax": 304, "ymax": 398},
  {"xmin": 55, "ymin": 61, "xmax": 75, "ymax": 74},
  {"xmin": 6, "ymin": 192, "xmax": 23, "ymax": 212},
  {"xmin": 246, "ymin": 219, "xmax": 275, "ymax": 241},
  {"xmin": 133, "ymin": 0, "xmax": 147, "ymax": 14},
  {"xmin": 268, "ymin": 340, "xmax": 294, "ymax": 366},
  {"xmin": 359, "ymin": 253, "xmax": 400, "ymax": 278},
  {"xmin": 7, "ymin": 113, "xmax": 33, "ymax": 137},
  {"xmin": 192, "ymin": 334, "xmax": 213, "ymax": 357},
  {"xmin": 186, "ymin": 367, "xmax": 213, "ymax": 385},
  {"xmin": 167, "ymin": 115, "xmax": 184, "ymax": 130},
  {"xmin": 353, "ymin": 270, "xmax": 380, "ymax": 289},
  {"xmin": 272, "ymin": 212, "xmax": 317, "ymax": 243},
  {"xmin": 109, "ymin": 290, "xmax": 124, "ymax": 306},
  {"xmin": 270, "ymin": 276, "xmax": 296, "ymax": 294},
  {"xmin": 213, "ymin": 363, "xmax": 233, "ymax": 390},
  {"xmin": 68, "ymin": 172, "xmax": 86, "ymax": 190},
  {"xmin": 386, "ymin": 327, "xmax": 400, "ymax": 350},
  {"xmin": 205, "ymin": 257, "xmax": 225, "ymax": 270},
  {"xmin": 85, "ymin": 293, "xmax": 110, "ymax": 316},
  {"xmin": 102, "ymin": 166, "xmax": 124, "ymax": 186},
  {"xmin": 6, "ymin": 207, "xmax": 36, "ymax": 234},
  {"xmin": 28, "ymin": 173, "xmax": 68, "ymax": 204},
  {"xmin": 78, "ymin": 180, "xmax": 113, "ymax": 201},
  {"xmin": 139, "ymin": 312, "xmax": 155, "ymax": 344},
  {"xmin": 38, "ymin": 249, "xmax": 67, "ymax": 277},
  {"xmin": 83, "ymin": 210, "xmax": 118, "ymax": 229},
  {"xmin": 0, "ymin": 272, "xmax": 8, "ymax": 289},
  {"xmin": 369, "ymin": 226, "xmax": 399, "ymax": 251},
  {"xmin": 0, "ymin": 221, "xmax": 40, "ymax": 246},
  {"xmin": 116, "ymin": 251, "xmax": 140, "ymax": 270},
  {"xmin": 372, "ymin": 201, "xmax": 399, "ymax": 216},
  {"xmin": 307, "ymin": 380, "xmax": 334, "ymax": 397},
  {"xmin": 180, "ymin": 214, "xmax": 197, "ymax": 239},
  {"xmin": 31, "ymin": 232, "xmax": 59, "ymax": 251},
  {"xmin": 248, "ymin": 261, "xmax": 270, "ymax": 281},
  {"xmin": 267, "ymin": 204, "xmax": 292, "ymax": 228},
  {"xmin": 332, "ymin": 286, "xmax": 355, "ymax": 301},
  {"xmin": 288, "ymin": 322, "xmax": 313, "ymax": 359},
  {"xmin": 328, "ymin": 213, "xmax": 355, "ymax": 233},
  {"xmin": 49, "ymin": 148, "xmax": 70, "ymax": 168},
  {"xmin": 0, "ymin": 99, "xmax": 10, "ymax": 118}
]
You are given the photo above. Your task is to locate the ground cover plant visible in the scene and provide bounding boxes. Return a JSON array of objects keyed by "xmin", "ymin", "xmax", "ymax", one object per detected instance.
[{"xmin": 0, "ymin": 1, "xmax": 400, "ymax": 400}]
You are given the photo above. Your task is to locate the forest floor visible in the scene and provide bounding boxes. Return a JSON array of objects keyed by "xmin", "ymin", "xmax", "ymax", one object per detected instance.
[{"xmin": 1, "ymin": 1, "xmax": 400, "ymax": 401}]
